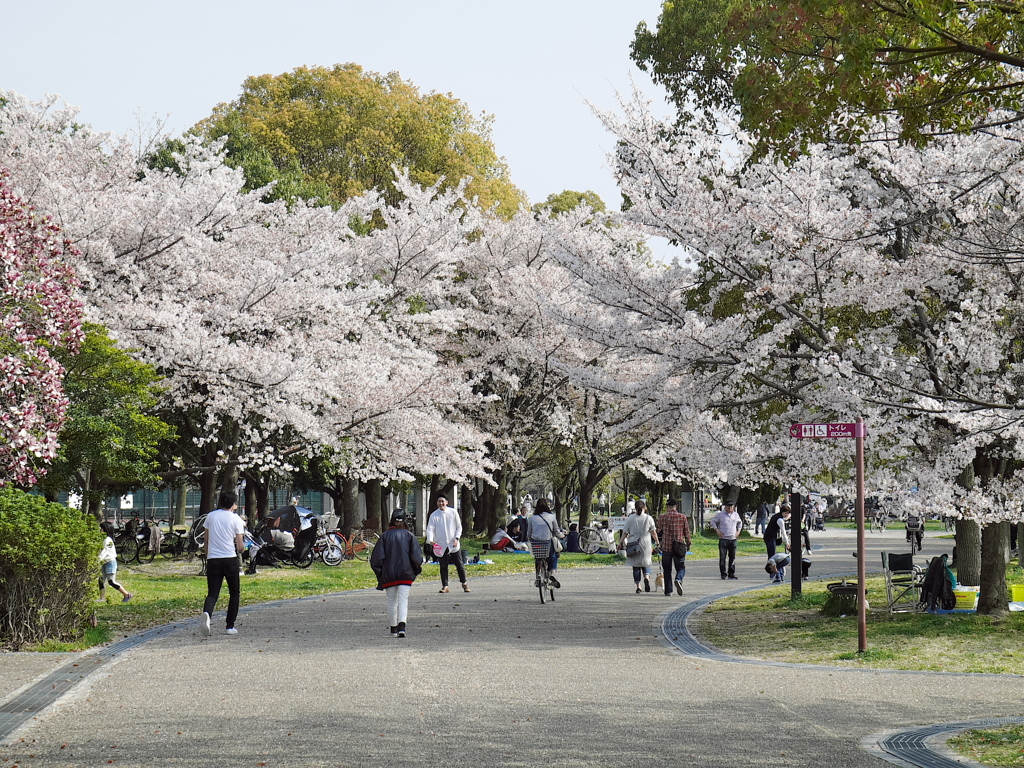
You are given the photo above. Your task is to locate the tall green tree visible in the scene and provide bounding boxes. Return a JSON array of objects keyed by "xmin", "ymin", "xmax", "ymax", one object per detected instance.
[
  {"xmin": 189, "ymin": 63, "xmax": 527, "ymax": 216},
  {"xmin": 34, "ymin": 323, "xmax": 174, "ymax": 516},
  {"xmin": 632, "ymin": 0, "xmax": 1024, "ymax": 150}
]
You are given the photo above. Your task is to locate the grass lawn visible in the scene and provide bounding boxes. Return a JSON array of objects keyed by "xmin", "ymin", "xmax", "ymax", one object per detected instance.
[
  {"xmin": 692, "ymin": 565, "xmax": 1024, "ymax": 673},
  {"xmin": 949, "ymin": 725, "xmax": 1024, "ymax": 766}
]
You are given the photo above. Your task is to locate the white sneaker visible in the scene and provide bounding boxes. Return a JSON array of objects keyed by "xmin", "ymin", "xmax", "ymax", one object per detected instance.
[
  {"xmin": 200, "ymin": 612, "xmax": 211, "ymax": 636},
  {"xmin": 225, "ymin": 628, "xmax": 238, "ymax": 635}
]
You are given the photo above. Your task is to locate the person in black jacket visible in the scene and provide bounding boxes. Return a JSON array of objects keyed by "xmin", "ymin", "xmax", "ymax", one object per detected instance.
[{"xmin": 370, "ymin": 509, "xmax": 423, "ymax": 638}]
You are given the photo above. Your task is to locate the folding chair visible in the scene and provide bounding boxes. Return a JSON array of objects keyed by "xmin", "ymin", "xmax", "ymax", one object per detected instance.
[{"xmin": 881, "ymin": 551, "xmax": 923, "ymax": 613}]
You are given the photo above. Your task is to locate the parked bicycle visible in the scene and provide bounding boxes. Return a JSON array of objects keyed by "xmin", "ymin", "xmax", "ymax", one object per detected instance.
[{"xmin": 578, "ymin": 524, "xmax": 603, "ymax": 554}]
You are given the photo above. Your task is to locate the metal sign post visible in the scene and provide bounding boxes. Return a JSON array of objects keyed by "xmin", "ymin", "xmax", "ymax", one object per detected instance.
[{"xmin": 790, "ymin": 418, "xmax": 868, "ymax": 652}]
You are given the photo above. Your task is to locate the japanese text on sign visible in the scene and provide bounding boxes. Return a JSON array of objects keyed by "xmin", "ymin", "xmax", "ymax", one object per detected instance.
[{"xmin": 789, "ymin": 422, "xmax": 864, "ymax": 439}]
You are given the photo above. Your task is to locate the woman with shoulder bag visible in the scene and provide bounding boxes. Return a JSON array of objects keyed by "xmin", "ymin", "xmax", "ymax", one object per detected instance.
[
  {"xmin": 623, "ymin": 500, "xmax": 659, "ymax": 593},
  {"xmin": 527, "ymin": 499, "xmax": 563, "ymax": 588}
]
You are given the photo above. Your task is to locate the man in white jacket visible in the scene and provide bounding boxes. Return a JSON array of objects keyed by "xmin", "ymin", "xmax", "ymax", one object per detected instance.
[{"xmin": 425, "ymin": 495, "xmax": 470, "ymax": 593}]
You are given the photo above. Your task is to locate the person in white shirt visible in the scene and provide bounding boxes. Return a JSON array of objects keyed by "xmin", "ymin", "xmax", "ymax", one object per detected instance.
[
  {"xmin": 425, "ymin": 495, "xmax": 470, "ymax": 593},
  {"xmin": 200, "ymin": 490, "xmax": 246, "ymax": 636},
  {"xmin": 710, "ymin": 501, "xmax": 743, "ymax": 580},
  {"xmin": 97, "ymin": 521, "xmax": 131, "ymax": 603}
]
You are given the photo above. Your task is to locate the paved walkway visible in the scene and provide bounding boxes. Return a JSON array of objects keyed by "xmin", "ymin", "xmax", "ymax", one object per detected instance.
[{"xmin": 0, "ymin": 526, "xmax": 1019, "ymax": 767}]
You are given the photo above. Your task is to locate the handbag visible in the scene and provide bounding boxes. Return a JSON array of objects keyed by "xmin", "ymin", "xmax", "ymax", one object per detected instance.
[
  {"xmin": 625, "ymin": 540, "xmax": 642, "ymax": 558},
  {"xmin": 672, "ymin": 540, "xmax": 688, "ymax": 558},
  {"xmin": 545, "ymin": 517, "xmax": 563, "ymax": 552}
]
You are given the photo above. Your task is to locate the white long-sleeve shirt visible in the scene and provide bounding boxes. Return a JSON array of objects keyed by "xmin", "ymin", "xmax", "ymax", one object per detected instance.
[{"xmin": 425, "ymin": 507, "xmax": 462, "ymax": 552}]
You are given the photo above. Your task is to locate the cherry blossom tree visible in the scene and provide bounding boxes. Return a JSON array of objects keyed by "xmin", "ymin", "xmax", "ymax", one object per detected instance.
[
  {"xmin": 580, "ymin": 94, "xmax": 1024, "ymax": 613},
  {"xmin": 0, "ymin": 94, "xmax": 490, "ymax": 512},
  {"xmin": 0, "ymin": 174, "xmax": 83, "ymax": 484}
]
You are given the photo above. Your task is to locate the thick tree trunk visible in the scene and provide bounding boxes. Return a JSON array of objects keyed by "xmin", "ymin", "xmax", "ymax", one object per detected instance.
[
  {"xmin": 978, "ymin": 522, "xmax": 1009, "ymax": 617},
  {"xmin": 364, "ymin": 479, "xmax": 382, "ymax": 532},
  {"xmin": 340, "ymin": 476, "xmax": 360, "ymax": 539},
  {"xmin": 954, "ymin": 519, "xmax": 982, "ymax": 586}
]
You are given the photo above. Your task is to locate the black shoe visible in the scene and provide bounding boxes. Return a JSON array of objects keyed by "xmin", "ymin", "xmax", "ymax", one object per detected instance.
[
  {"xmin": 721, "ymin": 575, "xmax": 727, "ymax": 580},
  {"xmin": 636, "ymin": 587, "xmax": 642, "ymax": 593},
  {"xmin": 549, "ymin": 575, "xmax": 560, "ymax": 589},
  {"xmin": 390, "ymin": 626, "xmax": 398, "ymax": 635},
  {"xmin": 397, "ymin": 621, "xmax": 406, "ymax": 638},
  {"xmin": 644, "ymin": 578, "xmax": 651, "ymax": 592},
  {"xmin": 728, "ymin": 575, "xmax": 739, "ymax": 580}
]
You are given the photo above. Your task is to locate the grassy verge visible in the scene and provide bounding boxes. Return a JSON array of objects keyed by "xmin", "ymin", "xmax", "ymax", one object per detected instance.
[
  {"xmin": 948, "ymin": 725, "xmax": 1024, "ymax": 766},
  {"xmin": 692, "ymin": 565, "xmax": 1024, "ymax": 673}
]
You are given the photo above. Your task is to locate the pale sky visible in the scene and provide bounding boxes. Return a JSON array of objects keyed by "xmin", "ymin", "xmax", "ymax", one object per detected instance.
[{"xmin": 2, "ymin": 0, "xmax": 671, "ymax": 211}]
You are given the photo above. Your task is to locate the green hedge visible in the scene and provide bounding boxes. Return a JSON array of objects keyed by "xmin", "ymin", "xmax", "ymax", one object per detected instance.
[{"xmin": 0, "ymin": 489, "xmax": 103, "ymax": 648}]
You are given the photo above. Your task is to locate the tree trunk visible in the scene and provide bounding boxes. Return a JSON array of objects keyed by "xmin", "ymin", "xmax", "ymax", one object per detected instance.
[
  {"xmin": 364, "ymin": 479, "xmax": 383, "ymax": 533},
  {"xmin": 954, "ymin": 518, "xmax": 982, "ymax": 586},
  {"xmin": 173, "ymin": 480, "xmax": 187, "ymax": 526},
  {"xmin": 978, "ymin": 522, "xmax": 1009, "ymax": 617},
  {"xmin": 340, "ymin": 476, "xmax": 360, "ymax": 539}
]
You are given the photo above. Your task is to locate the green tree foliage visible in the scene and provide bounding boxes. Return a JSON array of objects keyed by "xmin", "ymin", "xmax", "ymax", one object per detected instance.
[
  {"xmin": 190, "ymin": 63, "xmax": 527, "ymax": 216},
  {"xmin": 632, "ymin": 0, "xmax": 1024, "ymax": 149},
  {"xmin": 0, "ymin": 488, "xmax": 102, "ymax": 648},
  {"xmin": 532, "ymin": 189, "xmax": 607, "ymax": 217},
  {"xmin": 34, "ymin": 323, "xmax": 174, "ymax": 515}
]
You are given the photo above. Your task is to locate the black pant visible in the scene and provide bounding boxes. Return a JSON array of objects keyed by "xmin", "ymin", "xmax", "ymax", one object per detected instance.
[
  {"xmin": 718, "ymin": 539, "xmax": 737, "ymax": 577},
  {"xmin": 439, "ymin": 549, "xmax": 466, "ymax": 587},
  {"xmin": 661, "ymin": 551, "xmax": 686, "ymax": 593},
  {"xmin": 204, "ymin": 556, "xmax": 241, "ymax": 629}
]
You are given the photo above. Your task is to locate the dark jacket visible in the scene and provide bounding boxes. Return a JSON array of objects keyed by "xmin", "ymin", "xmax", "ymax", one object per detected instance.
[{"xmin": 370, "ymin": 526, "xmax": 423, "ymax": 590}]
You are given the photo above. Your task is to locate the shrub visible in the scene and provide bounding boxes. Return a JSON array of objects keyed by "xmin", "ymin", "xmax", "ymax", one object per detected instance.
[{"xmin": 0, "ymin": 489, "xmax": 102, "ymax": 649}]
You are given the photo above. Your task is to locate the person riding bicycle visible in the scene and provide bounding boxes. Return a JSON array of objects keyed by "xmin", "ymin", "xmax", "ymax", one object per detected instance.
[{"xmin": 527, "ymin": 499, "xmax": 562, "ymax": 588}]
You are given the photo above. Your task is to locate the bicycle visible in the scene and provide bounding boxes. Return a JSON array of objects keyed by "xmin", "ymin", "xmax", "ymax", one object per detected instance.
[
  {"xmin": 313, "ymin": 528, "xmax": 346, "ymax": 566},
  {"xmin": 869, "ymin": 511, "xmax": 887, "ymax": 533},
  {"xmin": 345, "ymin": 528, "xmax": 378, "ymax": 561},
  {"xmin": 530, "ymin": 540, "xmax": 556, "ymax": 604},
  {"xmin": 578, "ymin": 525, "xmax": 603, "ymax": 554}
]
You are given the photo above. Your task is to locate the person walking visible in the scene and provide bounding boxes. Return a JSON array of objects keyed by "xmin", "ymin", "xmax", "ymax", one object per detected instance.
[
  {"xmin": 656, "ymin": 499, "xmax": 691, "ymax": 596},
  {"xmin": 763, "ymin": 503, "xmax": 791, "ymax": 560},
  {"xmin": 754, "ymin": 502, "xmax": 769, "ymax": 536},
  {"xmin": 527, "ymin": 499, "xmax": 562, "ymax": 588},
  {"xmin": 710, "ymin": 500, "xmax": 743, "ymax": 580},
  {"xmin": 370, "ymin": 509, "xmax": 423, "ymax": 638},
  {"xmin": 425, "ymin": 494, "xmax": 470, "ymax": 593},
  {"xmin": 200, "ymin": 490, "xmax": 245, "ymax": 636},
  {"xmin": 97, "ymin": 521, "xmax": 132, "ymax": 603},
  {"xmin": 623, "ymin": 500, "xmax": 658, "ymax": 593}
]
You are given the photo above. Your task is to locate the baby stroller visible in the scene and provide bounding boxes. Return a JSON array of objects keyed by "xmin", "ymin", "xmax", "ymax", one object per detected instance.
[{"xmin": 245, "ymin": 505, "xmax": 318, "ymax": 573}]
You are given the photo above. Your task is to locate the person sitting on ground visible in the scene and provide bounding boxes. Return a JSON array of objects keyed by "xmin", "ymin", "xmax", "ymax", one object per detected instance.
[
  {"xmin": 507, "ymin": 506, "xmax": 529, "ymax": 542},
  {"xmin": 489, "ymin": 526, "xmax": 528, "ymax": 552},
  {"xmin": 564, "ymin": 523, "xmax": 584, "ymax": 553}
]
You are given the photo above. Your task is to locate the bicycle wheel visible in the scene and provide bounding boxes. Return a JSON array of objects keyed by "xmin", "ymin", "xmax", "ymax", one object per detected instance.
[
  {"xmin": 536, "ymin": 559, "xmax": 547, "ymax": 604},
  {"xmin": 191, "ymin": 515, "xmax": 207, "ymax": 549},
  {"xmin": 294, "ymin": 547, "xmax": 315, "ymax": 568},
  {"xmin": 138, "ymin": 537, "xmax": 157, "ymax": 563},
  {"xmin": 117, "ymin": 536, "xmax": 138, "ymax": 564},
  {"xmin": 322, "ymin": 533, "xmax": 345, "ymax": 566},
  {"xmin": 351, "ymin": 531, "xmax": 374, "ymax": 561},
  {"xmin": 579, "ymin": 529, "xmax": 601, "ymax": 554}
]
